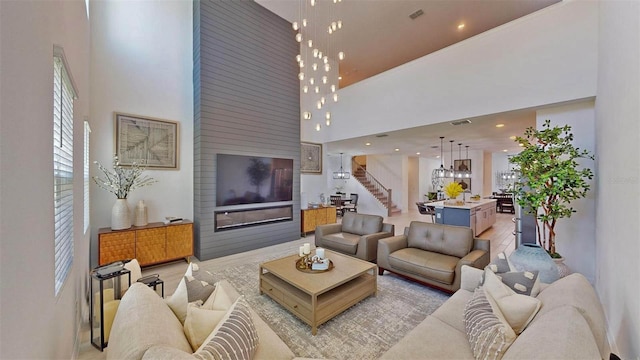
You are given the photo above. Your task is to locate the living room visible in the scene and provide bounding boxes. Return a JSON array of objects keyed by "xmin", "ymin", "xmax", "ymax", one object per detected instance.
[{"xmin": 0, "ymin": 0, "xmax": 638, "ymax": 359}]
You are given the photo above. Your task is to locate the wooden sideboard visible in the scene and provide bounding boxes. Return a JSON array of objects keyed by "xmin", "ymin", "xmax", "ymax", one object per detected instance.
[
  {"xmin": 301, "ymin": 206, "xmax": 337, "ymax": 234},
  {"xmin": 98, "ymin": 221, "xmax": 193, "ymax": 266}
]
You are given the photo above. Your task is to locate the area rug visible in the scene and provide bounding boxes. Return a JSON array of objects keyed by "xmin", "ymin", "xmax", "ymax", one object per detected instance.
[{"xmin": 199, "ymin": 252, "xmax": 449, "ymax": 360}]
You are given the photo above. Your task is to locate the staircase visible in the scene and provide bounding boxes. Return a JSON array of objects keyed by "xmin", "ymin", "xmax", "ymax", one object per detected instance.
[{"xmin": 352, "ymin": 160, "xmax": 401, "ymax": 216}]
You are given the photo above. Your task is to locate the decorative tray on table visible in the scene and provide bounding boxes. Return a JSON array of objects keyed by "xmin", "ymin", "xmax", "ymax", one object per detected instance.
[{"xmin": 295, "ymin": 258, "xmax": 334, "ymax": 273}]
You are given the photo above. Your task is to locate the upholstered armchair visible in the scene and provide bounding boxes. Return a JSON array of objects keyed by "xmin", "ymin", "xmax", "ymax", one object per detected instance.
[
  {"xmin": 315, "ymin": 212, "xmax": 395, "ymax": 262},
  {"xmin": 377, "ymin": 221, "xmax": 490, "ymax": 293}
]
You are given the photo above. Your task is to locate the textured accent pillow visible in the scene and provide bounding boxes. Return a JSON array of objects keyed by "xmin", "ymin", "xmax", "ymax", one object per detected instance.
[
  {"xmin": 464, "ymin": 287, "xmax": 516, "ymax": 360},
  {"xmin": 202, "ymin": 281, "xmax": 235, "ymax": 310},
  {"xmin": 486, "ymin": 252, "xmax": 512, "ymax": 274},
  {"xmin": 483, "ymin": 269, "xmax": 541, "ymax": 334},
  {"xmin": 195, "ymin": 296, "xmax": 259, "ymax": 360},
  {"xmin": 499, "ymin": 270, "xmax": 540, "ymax": 296},
  {"xmin": 185, "ymin": 265, "xmax": 217, "ymax": 303}
]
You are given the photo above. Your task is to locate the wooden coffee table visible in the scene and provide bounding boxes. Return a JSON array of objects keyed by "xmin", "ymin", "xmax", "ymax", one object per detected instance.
[{"xmin": 259, "ymin": 249, "xmax": 377, "ymax": 335}]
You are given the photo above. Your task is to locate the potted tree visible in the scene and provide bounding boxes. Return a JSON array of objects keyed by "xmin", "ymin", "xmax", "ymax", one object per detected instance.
[{"xmin": 509, "ymin": 120, "xmax": 594, "ymax": 265}]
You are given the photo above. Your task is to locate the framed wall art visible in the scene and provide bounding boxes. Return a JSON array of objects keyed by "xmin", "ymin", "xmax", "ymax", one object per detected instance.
[
  {"xmin": 115, "ymin": 113, "xmax": 179, "ymax": 169},
  {"xmin": 456, "ymin": 178, "xmax": 472, "ymax": 193},
  {"xmin": 301, "ymin": 142, "xmax": 322, "ymax": 174},
  {"xmin": 454, "ymin": 159, "xmax": 471, "ymax": 173}
]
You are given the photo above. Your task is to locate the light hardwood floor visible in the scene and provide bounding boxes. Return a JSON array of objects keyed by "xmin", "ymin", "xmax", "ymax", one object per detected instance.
[{"xmin": 78, "ymin": 208, "xmax": 515, "ymax": 359}]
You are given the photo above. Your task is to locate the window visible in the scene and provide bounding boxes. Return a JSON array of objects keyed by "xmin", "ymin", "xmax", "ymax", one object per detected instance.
[
  {"xmin": 53, "ymin": 46, "xmax": 77, "ymax": 296},
  {"xmin": 84, "ymin": 120, "xmax": 91, "ymax": 234}
]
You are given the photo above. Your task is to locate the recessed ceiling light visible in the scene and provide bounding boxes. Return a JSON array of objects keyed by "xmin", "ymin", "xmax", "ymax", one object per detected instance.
[
  {"xmin": 458, "ymin": 23, "xmax": 465, "ymax": 30},
  {"xmin": 338, "ymin": 76, "xmax": 343, "ymax": 80},
  {"xmin": 509, "ymin": 135, "xmax": 516, "ymax": 140},
  {"xmin": 394, "ymin": 148, "xmax": 400, "ymax": 152},
  {"xmin": 365, "ymin": 142, "xmax": 371, "ymax": 146},
  {"xmin": 416, "ymin": 152, "xmax": 421, "ymax": 155},
  {"xmin": 503, "ymin": 149, "xmax": 508, "ymax": 152},
  {"xmin": 496, "ymin": 124, "xmax": 505, "ymax": 128},
  {"xmin": 436, "ymin": 155, "xmax": 441, "ymax": 158}
]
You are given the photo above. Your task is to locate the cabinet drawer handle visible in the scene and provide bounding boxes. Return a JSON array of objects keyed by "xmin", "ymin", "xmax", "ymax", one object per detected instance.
[
  {"xmin": 268, "ymin": 288, "xmax": 273, "ymax": 292},
  {"xmin": 293, "ymin": 305, "xmax": 298, "ymax": 309}
]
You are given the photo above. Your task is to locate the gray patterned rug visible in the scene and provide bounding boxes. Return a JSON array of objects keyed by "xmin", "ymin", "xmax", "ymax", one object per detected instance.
[{"xmin": 200, "ymin": 252, "xmax": 449, "ymax": 360}]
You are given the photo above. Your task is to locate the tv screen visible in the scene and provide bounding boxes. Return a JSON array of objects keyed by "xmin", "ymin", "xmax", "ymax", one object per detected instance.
[{"xmin": 216, "ymin": 154, "xmax": 293, "ymax": 206}]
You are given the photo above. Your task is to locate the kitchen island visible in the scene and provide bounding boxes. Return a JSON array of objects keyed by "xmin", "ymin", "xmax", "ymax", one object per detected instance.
[{"xmin": 432, "ymin": 198, "xmax": 497, "ymax": 236}]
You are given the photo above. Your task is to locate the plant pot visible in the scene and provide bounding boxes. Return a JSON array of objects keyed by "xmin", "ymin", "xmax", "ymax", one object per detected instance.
[
  {"xmin": 553, "ymin": 257, "xmax": 571, "ymax": 278},
  {"xmin": 509, "ymin": 243, "xmax": 560, "ymax": 283},
  {"xmin": 111, "ymin": 198, "xmax": 131, "ymax": 230}
]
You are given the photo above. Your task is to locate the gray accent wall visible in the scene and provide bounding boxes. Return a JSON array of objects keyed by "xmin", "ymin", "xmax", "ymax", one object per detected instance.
[{"xmin": 194, "ymin": 0, "xmax": 301, "ymax": 260}]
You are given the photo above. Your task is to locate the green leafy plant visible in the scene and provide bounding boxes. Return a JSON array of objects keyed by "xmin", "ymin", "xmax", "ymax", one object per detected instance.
[
  {"xmin": 509, "ymin": 120, "xmax": 594, "ymax": 257},
  {"xmin": 93, "ymin": 155, "xmax": 157, "ymax": 199}
]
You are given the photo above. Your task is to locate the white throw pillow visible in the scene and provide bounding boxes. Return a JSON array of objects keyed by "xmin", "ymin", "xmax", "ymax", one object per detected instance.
[
  {"xmin": 166, "ymin": 263, "xmax": 195, "ymax": 324},
  {"xmin": 183, "ymin": 281, "xmax": 237, "ymax": 351},
  {"xmin": 483, "ymin": 269, "xmax": 541, "ymax": 334}
]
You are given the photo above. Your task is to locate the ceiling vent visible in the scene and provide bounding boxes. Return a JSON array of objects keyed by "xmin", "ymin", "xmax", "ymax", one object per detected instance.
[
  {"xmin": 409, "ymin": 9, "xmax": 424, "ymax": 20},
  {"xmin": 451, "ymin": 119, "xmax": 472, "ymax": 126},
  {"xmin": 375, "ymin": 134, "xmax": 389, "ymax": 138}
]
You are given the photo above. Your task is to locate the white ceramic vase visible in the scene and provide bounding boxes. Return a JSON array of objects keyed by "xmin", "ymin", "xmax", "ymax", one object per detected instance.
[
  {"xmin": 111, "ymin": 198, "xmax": 131, "ymax": 230},
  {"xmin": 553, "ymin": 257, "xmax": 571, "ymax": 278},
  {"xmin": 134, "ymin": 200, "xmax": 148, "ymax": 227}
]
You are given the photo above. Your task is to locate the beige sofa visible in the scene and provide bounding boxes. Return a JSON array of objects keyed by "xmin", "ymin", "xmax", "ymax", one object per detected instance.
[
  {"xmin": 380, "ymin": 267, "xmax": 609, "ymax": 359},
  {"xmin": 107, "ymin": 281, "xmax": 300, "ymax": 360},
  {"xmin": 377, "ymin": 221, "xmax": 490, "ymax": 292},
  {"xmin": 315, "ymin": 212, "xmax": 394, "ymax": 262}
]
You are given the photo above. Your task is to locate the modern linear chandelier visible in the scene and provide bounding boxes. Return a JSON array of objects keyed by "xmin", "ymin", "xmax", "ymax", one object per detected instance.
[{"xmin": 293, "ymin": 0, "xmax": 345, "ymax": 132}]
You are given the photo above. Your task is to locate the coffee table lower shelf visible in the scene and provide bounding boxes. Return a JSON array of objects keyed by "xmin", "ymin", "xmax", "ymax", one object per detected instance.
[{"xmin": 260, "ymin": 271, "xmax": 376, "ymax": 335}]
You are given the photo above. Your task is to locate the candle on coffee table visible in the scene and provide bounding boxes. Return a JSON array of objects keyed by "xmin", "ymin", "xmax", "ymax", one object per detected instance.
[
  {"xmin": 303, "ymin": 243, "xmax": 311, "ymax": 255},
  {"xmin": 316, "ymin": 247, "xmax": 325, "ymax": 259}
]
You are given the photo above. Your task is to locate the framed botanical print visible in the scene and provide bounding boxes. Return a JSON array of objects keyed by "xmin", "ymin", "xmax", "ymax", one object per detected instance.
[
  {"xmin": 115, "ymin": 112, "xmax": 179, "ymax": 169},
  {"xmin": 301, "ymin": 142, "xmax": 322, "ymax": 174},
  {"xmin": 456, "ymin": 178, "xmax": 472, "ymax": 193}
]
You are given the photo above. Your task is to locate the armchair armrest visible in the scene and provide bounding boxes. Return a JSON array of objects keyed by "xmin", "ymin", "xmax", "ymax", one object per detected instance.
[
  {"xmin": 356, "ymin": 231, "xmax": 395, "ymax": 262},
  {"xmin": 381, "ymin": 223, "xmax": 395, "ymax": 235},
  {"xmin": 377, "ymin": 235, "xmax": 408, "ymax": 272},
  {"xmin": 472, "ymin": 237, "xmax": 490, "ymax": 253},
  {"xmin": 314, "ymin": 223, "xmax": 343, "ymax": 247},
  {"xmin": 453, "ymin": 249, "xmax": 490, "ymax": 290}
]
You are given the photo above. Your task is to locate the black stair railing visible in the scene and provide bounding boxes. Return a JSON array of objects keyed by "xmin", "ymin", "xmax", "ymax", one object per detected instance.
[{"xmin": 352, "ymin": 159, "xmax": 393, "ymax": 216}]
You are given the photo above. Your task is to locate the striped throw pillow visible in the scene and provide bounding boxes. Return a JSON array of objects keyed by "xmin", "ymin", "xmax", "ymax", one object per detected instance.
[
  {"xmin": 464, "ymin": 288, "xmax": 516, "ymax": 360},
  {"xmin": 194, "ymin": 296, "xmax": 259, "ymax": 360}
]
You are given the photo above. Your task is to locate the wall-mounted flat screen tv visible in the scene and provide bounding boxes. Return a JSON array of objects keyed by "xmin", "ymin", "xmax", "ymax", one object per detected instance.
[{"xmin": 216, "ymin": 154, "xmax": 293, "ymax": 207}]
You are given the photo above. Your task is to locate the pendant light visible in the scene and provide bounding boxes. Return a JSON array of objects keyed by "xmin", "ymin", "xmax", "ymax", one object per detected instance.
[
  {"xmin": 446, "ymin": 140, "xmax": 455, "ymax": 178},
  {"xmin": 434, "ymin": 137, "xmax": 446, "ymax": 178},
  {"xmin": 455, "ymin": 143, "xmax": 463, "ymax": 178},
  {"xmin": 332, "ymin": 152, "xmax": 350, "ymax": 179},
  {"xmin": 464, "ymin": 145, "xmax": 472, "ymax": 178}
]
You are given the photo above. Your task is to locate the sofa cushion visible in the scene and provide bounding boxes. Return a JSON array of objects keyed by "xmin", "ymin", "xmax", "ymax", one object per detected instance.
[
  {"xmin": 464, "ymin": 288, "xmax": 516, "ymax": 360},
  {"xmin": 534, "ymin": 273, "xmax": 609, "ymax": 359},
  {"xmin": 379, "ymin": 315, "xmax": 474, "ymax": 359},
  {"xmin": 195, "ymin": 296, "xmax": 259, "ymax": 360},
  {"xmin": 341, "ymin": 212, "xmax": 383, "ymax": 235},
  {"xmin": 431, "ymin": 288, "xmax": 473, "ymax": 333},
  {"xmin": 389, "ymin": 247, "xmax": 459, "ymax": 284},
  {"xmin": 106, "ymin": 283, "xmax": 193, "ymax": 360},
  {"xmin": 483, "ymin": 270, "xmax": 541, "ymax": 334},
  {"xmin": 407, "ymin": 221, "xmax": 473, "ymax": 258},
  {"xmin": 503, "ymin": 305, "xmax": 601, "ymax": 360},
  {"xmin": 321, "ymin": 232, "xmax": 361, "ymax": 255}
]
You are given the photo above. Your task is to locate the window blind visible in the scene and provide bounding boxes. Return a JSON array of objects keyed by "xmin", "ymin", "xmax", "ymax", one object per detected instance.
[
  {"xmin": 84, "ymin": 121, "xmax": 91, "ymax": 234},
  {"xmin": 53, "ymin": 52, "xmax": 75, "ymax": 296}
]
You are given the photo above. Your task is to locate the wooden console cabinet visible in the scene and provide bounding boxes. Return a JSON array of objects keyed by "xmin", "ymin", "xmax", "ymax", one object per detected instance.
[
  {"xmin": 301, "ymin": 206, "xmax": 337, "ymax": 234},
  {"xmin": 98, "ymin": 221, "xmax": 193, "ymax": 266}
]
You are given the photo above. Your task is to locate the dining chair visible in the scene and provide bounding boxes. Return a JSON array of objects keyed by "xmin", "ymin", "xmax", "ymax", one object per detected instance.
[
  {"xmin": 344, "ymin": 193, "xmax": 358, "ymax": 213},
  {"xmin": 330, "ymin": 194, "xmax": 344, "ymax": 217}
]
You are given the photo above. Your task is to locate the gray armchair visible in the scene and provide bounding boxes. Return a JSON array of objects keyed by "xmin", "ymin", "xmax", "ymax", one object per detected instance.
[
  {"xmin": 315, "ymin": 212, "xmax": 395, "ymax": 262},
  {"xmin": 377, "ymin": 221, "xmax": 490, "ymax": 293}
]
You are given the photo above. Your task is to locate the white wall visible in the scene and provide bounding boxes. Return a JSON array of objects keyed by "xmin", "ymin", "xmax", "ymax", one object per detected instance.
[
  {"xmin": 0, "ymin": 1, "xmax": 90, "ymax": 358},
  {"xmin": 595, "ymin": 1, "xmax": 640, "ymax": 358},
  {"xmin": 301, "ymin": 0, "xmax": 598, "ymax": 145},
  {"xmin": 89, "ymin": 0, "xmax": 193, "ymax": 265},
  {"xmin": 536, "ymin": 101, "xmax": 596, "ymax": 283}
]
